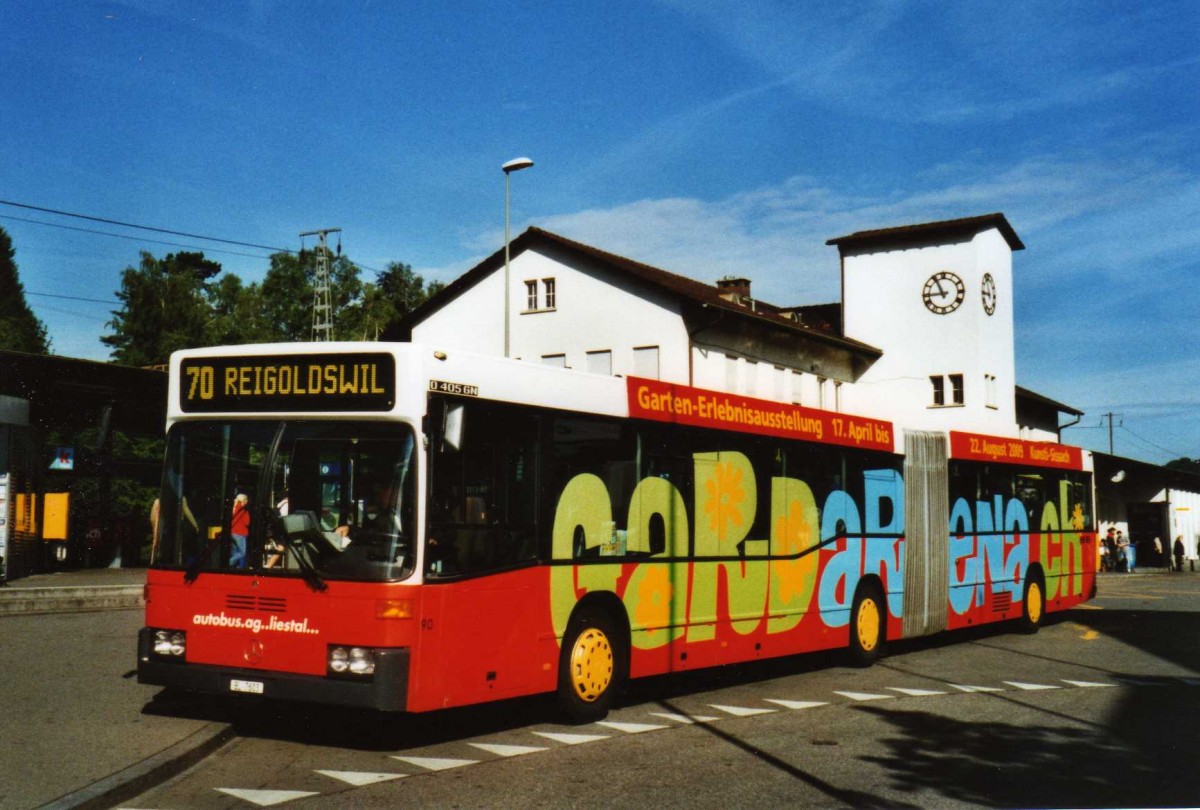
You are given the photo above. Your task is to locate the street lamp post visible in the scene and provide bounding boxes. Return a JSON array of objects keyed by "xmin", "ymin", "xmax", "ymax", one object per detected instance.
[{"xmin": 503, "ymin": 156, "xmax": 534, "ymax": 358}]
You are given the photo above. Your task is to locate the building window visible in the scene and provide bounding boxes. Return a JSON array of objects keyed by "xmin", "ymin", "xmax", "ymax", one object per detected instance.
[
  {"xmin": 949, "ymin": 373, "xmax": 964, "ymax": 405},
  {"xmin": 633, "ymin": 346, "xmax": 660, "ymax": 379},
  {"xmin": 817, "ymin": 376, "xmax": 827, "ymax": 409},
  {"xmin": 931, "ymin": 374, "xmax": 964, "ymax": 407},
  {"xmin": 543, "ymin": 278, "xmax": 556, "ymax": 309},
  {"xmin": 586, "ymin": 350, "xmax": 612, "ymax": 376},
  {"xmin": 985, "ymin": 374, "xmax": 997, "ymax": 409},
  {"xmin": 524, "ymin": 280, "xmax": 538, "ymax": 312},
  {"xmin": 542, "ymin": 354, "xmax": 566, "ymax": 368}
]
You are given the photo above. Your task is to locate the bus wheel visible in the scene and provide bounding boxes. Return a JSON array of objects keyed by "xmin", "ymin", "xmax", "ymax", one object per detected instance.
[
  {"xmin": 557, "ymin": 611, "xmax": 621, "ymax": 724},
  {"xmin": 1019, "ymin": 576, "xmax": 1045, "ymax": 635},
  {"xmin": 848, "ymin": 584, "xmax": 885, "ymax": 667}
]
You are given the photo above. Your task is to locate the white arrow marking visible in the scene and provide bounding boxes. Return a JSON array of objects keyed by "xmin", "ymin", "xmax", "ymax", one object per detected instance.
[
  {"xmin": 949, "ymin": 684, "xmax": 1004, "ymax": 693},
  {"xmin": 763, "ymin": 699, "xmax": 829, "ymax": 711},
  {"xmin": 833, "ymin": 691, "xmax": 894, "ymax": 702},
  {"xmin": 533, "ymin": 731, "xmax": 611, "ymax": 745},
  {"xmin": 649, "ymin": 712, "xmax": 719, "ymax": 724},
  {"xmin": 316, "ymin": 770, "xmax": 406, "ymax": 786},
  {"xmin": 390, "ymin": 755, "xmax": 478, "ymax": 771},
  {"xmin": 469, "ymin": 742, "xmax": 548, "ymax": 757},
  {"xmin": 886, "ymin": 687, "xmax": 947, "ymax": 697},
  {"xmin": 708, "ymin": 704, "xmax": 778, "ymax": 717},
  {"xmin": 594, "ymin": 720, "xmax": 669, "ymax": 733},
  {"xmin": 215, "ymin": 788, "xmax": 320, "ymax": 806},
  {"xmin": 1062, "ymin": 680, "xmax": 1116, "ymax": 688},
  {"xmin": 1004, "ymin": 681, "xmax": 1061, "ymax": 691}
]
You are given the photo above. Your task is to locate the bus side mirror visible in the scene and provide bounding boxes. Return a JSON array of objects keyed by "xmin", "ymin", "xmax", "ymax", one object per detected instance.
[{"xmin": 443, "ymin": 403, "xmax": 465, "ymax": 452}]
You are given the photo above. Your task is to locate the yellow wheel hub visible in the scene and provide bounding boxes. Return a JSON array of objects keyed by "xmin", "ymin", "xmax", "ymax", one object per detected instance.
[
  {"xmin": 857, "ymin": 597, "xmax": 881, "ymax": 651},
  {"xmin": 569, "ymin": 627, "xmax": 613, "ymax": 703},
  {"xmin": 1027, "ymin": 582, "xmax": 1043, "ymax": 624}
]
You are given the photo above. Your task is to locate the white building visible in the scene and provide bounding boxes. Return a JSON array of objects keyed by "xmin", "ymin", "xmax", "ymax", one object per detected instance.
[{"xmin": 393, "ymin": 212, "xmax": 1079, "ymax": 443}]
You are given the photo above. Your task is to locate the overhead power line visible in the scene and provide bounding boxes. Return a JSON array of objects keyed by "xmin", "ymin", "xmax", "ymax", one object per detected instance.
[
  {"xmin": 0, "ymin": 198, "xmax": 290, "ymax": 253},
  {"xmin": 0, "ymin": 213, "xmax": 277, "ymax": 259},
  {"xmin": 27, "ymin": 291, "xmax": 115, "ymax": 305},
  {"xmin": 1, "ymin": 197, "xmax": 388, "ymax": 278}
]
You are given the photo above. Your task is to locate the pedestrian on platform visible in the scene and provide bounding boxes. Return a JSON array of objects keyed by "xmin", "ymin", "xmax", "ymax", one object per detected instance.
[
  {"xmin": 1174, "ymin": 536, "xmax": 1185, "ymax": 572},
  {"xmin": 230, "ymin": 493, "xmax": 250, "ymax": 568}
]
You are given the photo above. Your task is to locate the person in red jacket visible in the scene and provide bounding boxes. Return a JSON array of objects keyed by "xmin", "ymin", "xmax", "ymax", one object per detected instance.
[{"xmin": 230, "ymin": 493, "xmax": 250, "ymax": 568}]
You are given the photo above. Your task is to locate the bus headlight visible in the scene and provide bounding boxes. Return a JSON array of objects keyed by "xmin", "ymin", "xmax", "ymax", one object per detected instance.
[
  {"xmin": 152, "ymin": 629, "xmax": 187, "ymax": 660},
  {"xmin": 327, "ymin": 645, "xmax": 376, "ymax": 678}
]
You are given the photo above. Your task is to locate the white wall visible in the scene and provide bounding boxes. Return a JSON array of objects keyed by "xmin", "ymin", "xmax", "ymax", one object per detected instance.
[
  {"xmin": 414, "ymin": 248, "xmax": 693, "ymax": 382},
  {"xmin": 841, "ymin": 227, "xmax": 1018, "ymax": 436}
]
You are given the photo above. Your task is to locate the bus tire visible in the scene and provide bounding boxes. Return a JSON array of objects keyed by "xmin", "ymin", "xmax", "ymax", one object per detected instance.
[
  {"xmin": 556, "ymin": 609, "xmax": 623, "ymax": 724},
  {"xmin": 848, "ymin": 583, "xmax": 885, "ymax": 667},
  {"xmin": 1018, "ymin": 573, "xmax": 1045, "ymax": 635}
]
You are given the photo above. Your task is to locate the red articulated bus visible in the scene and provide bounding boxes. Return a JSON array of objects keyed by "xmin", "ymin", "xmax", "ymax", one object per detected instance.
[{"xmin": 138, "ymin": 342, "xmax": 1096, "ymax": 722}]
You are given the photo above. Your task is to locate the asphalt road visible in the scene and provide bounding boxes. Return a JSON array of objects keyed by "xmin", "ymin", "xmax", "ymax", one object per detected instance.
[
  {"xmin": 0, "ymin": 609, "xmax": 216, "ymax": 810},
  {"xmin": 120, "ymin": 573, "xmax": 1200, "ymax": 809}
]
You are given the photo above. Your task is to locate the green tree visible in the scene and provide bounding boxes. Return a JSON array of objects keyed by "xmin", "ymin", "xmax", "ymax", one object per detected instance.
[
  {"xmin": 102, "ymin": 251, "xmax": 222, "ymax": 366},
  {"xmin": 358, "ymin": 261, "xmax": 445, "ymax": 339},
  {"xmin": 260, "ymin": 248, "xmax": 363, "ymax": 341},
  {"xmin": 0, "ymin": 226, "xmax": 50, "ymax": 353},
  {"xmin": 1166, "ymin": 458, "xmax": 1200, "ymax": 477},
  {"xmin": 205, "ymin": 274, "xmax": 274, "ymax": 346}
]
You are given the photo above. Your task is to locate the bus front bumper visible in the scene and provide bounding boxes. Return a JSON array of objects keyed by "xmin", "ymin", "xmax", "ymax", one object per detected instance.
[{"xmin": 137, "ymin": 628, "xmax": 410, "ymax": 712}]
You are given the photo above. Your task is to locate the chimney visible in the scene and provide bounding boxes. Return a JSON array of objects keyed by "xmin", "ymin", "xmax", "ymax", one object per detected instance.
[{"xmin": 716, "ymin": 276, "xmax": 752, "ymax": 302}]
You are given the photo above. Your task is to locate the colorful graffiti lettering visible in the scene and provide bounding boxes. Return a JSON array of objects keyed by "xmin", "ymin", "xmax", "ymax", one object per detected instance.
[
  {"xmin": 549, "ymin": 451, "xmax": 906, "ymax": 647},
  {"xmin": 550, "ymin": 450, "xmax": 1091, "ymax": 653}
]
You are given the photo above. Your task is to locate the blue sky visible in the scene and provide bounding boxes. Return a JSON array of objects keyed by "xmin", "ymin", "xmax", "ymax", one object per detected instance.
[{"xmin": 2, "ymin": 1, "xmax": 1197, "ymax": 465}]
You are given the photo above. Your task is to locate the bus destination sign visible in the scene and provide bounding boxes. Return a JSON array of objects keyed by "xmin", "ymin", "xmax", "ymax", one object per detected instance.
[{"xmin": 180, "ymin": 353, "xmax": 396, "ymax": 413}]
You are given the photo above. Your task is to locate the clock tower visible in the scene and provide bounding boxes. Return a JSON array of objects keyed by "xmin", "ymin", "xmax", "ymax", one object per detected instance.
[{"xmin": 828, "ymin": 213, "xmax": 1023, "ymax": 438}]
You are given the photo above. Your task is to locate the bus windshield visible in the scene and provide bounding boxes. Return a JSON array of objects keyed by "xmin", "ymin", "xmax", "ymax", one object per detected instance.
[{"xmin": 153, "ymin": 420, "xmax": 417, "ymax": 582}]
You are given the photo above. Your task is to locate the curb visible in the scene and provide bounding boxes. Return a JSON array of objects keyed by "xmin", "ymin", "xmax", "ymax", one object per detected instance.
[
  {"xmin": 0, "ymin": 586, "xmax": 144, "ymax": 616},
  {"xmin": 37, "ymin": 721, "xmax": 235, "ymax": 810}
]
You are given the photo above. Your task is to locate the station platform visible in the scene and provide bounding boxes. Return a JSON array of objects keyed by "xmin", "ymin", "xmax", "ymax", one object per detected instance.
[{"xmin": 0, "ymin": 566, "xmax": 146, "ymax": 615}]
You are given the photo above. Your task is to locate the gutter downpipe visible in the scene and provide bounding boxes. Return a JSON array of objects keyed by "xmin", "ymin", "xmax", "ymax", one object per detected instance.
[{"xmin": 687, "ymin": 304, "xmax": 726, "ymax": 387}]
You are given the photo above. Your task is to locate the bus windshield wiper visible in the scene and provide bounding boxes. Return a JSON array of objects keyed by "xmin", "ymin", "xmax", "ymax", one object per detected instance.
[
  {"xmin": 289, "ymin": 539, "xmax": 328, "ymax": 592},
  {"xmin": 184, "ymin": 537, "xmax": 220, "ymax": 583}
]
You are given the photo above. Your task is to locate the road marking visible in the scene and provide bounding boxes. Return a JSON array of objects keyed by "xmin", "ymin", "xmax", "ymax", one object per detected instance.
[
  {"xmin": 949, "ymin": 684, "xmax": 1004, "ymax": 693},
  {"xmin": 533, "ymin": 730, "xmax": 611, "ymax": 744},
  {"xmin": 886, "ymin": 687, "xmax": 948, "ymax": 697},
  {"xmin": 649, "ymin": 712, "xmax": 719, "ymax": 724},
  {"xmin": 215, "ymin": 788, "xmax": 320, "ymax": 806},
  {"xmin": 316, "ymin": 770, "xmax": 406, "ymax": 786},
  {"xmin": 708, "ymin": 704, "xmax": 778, "ymax": 717},
  {"xmin": 1004, "ymin": 681, "xmax": 1062, "ymax": 691},
  {"xmin": 763, "ymin": 699, "xmax": 829, "ymax": 710},
  {"xmin": 833, "ymin": 691, "xmax": 893, "ymax": 701},
  {"xmin": 595, "ymin": 720, "xmax": 669, "ymax": 733},
  {"xmin": 469, "ymin": 742, "xmax": 548, "ymax": 758},
  {"xmin": 1061, "ymin": 680, "xmax": 1115, "ymax": 688},
  {"xmin": 391, "ymin": 755, "xmax": 478, "ymax": 771}
]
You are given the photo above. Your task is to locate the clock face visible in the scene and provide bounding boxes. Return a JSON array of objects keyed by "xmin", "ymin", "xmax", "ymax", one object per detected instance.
[
  {"xmin": 922, "ymin": 271, "xmax": 965, "ymax": 315},
  {"xmin": 981, "ymin": 272, "xmax": 997, "ymax": 315}
]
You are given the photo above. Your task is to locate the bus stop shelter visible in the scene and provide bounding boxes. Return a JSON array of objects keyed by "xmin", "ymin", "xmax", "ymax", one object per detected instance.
[{"xmin": 0, "ymin": 351, "xmax": 167, "ymax": 581}]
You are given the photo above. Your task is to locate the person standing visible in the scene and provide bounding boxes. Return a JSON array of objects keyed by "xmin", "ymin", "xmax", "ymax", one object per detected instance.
[
  {"xmin": 1118, "ymin": 531, "xmax": 1135, "ymax": 573},
  {"xmin": 1115, "ymin": 531, "xmax": 1130, "ymax": 573},
  {"xmin": 1174, "ymin": 536, "xmax": 1185, "ymax": 573},
  {"xmin": 230, "ymin": 493, "xmax": 250, "ymax": 568}
]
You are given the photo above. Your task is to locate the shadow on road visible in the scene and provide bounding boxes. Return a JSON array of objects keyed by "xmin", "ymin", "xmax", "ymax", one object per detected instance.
[{"xmin": 854, "ymin": 606, "xmax": 1200, "ymax": 808}]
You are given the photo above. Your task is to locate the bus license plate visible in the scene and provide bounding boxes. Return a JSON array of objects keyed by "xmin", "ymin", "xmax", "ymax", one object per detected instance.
[{"xmin": 230, "ymin": 679, "xmax": 264, "ymax": 695}]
